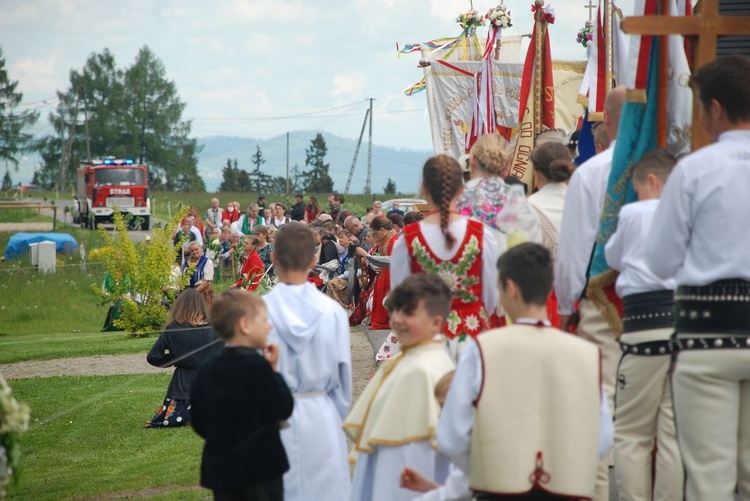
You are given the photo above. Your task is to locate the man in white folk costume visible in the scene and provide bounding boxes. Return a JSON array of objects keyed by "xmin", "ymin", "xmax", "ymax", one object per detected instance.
[
  {"xmin": 438, "ymin": 243, "xmax": 613, "ymax": 501},
  {"xmin": 646, "ymin": 55, "xmax": 750, "ymax": 501},
  {"xmin": 555, "ymin": 86, "xmax": 625, "ymax": 500},
  {"xmin": 604, "ymin": 150, "xmax": 683, "ymax": 500}
]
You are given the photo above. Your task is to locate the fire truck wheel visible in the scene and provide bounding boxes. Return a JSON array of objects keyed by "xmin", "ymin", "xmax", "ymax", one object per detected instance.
[{"xmin": 141, "ymin": 216, "xmax": 150, "ymax": 231}]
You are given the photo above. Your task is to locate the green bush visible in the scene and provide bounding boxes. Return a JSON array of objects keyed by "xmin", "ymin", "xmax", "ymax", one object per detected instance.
[{"xmin": 94, "ymin": 209, "xmax": 189, "ymax": 336}]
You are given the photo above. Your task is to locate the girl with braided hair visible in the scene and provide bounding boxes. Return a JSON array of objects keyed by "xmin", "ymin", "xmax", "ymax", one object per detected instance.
[{"xmin": 390, "ymin": 155, "xmax": 500, "ymax": 360}]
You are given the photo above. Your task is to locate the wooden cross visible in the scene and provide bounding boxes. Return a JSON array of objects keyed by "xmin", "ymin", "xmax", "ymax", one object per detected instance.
[
  {"xmin": 584, "ymin": 0, "xmax": 597, "ymax": 21},
  {"xmin": 621, "ymin": 0, "xmax": 750, "ymax": 149}
]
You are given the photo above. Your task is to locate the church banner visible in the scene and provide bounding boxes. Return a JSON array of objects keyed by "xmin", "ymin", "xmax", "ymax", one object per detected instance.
[{"xmin": 425, "ymin": 61, "xmax": 586, "ymax": 166}]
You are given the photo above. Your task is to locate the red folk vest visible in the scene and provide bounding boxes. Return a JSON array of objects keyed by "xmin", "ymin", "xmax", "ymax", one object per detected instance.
[{"xmin": 403, "ymin": 220, "xmax": 490, "ymax": 339}]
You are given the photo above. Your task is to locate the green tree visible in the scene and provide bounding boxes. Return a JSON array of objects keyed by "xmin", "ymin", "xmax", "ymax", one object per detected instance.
[
  {"xmin": 219, "ymin": 158, "xmax": 239, "ymax": 191},
  {"xmin": 122, "ymin": 46, "xmax": 203, "ymax": 191},
  {"xmin": 36, "ymin": 47, "xmax": 205, "ymax": 192},
  {"xmin": 250, "ymin": 145, "xmax": 266, "ymax": 193},
  {"xmin": 219, "ymin": 157, "xmax": 251, "ymax": 192},
  {"xmin": 1, "ymin": 168, "xmax": 12, "ymax": 191},
  {"xmin": 303, "ymin": 133, "xmax": 334, "ymax": 193},
  {"xmin": 384, "ymin": 178, "xmax": 397, "ymax": 195},
  {"xmin": 0, "ymin": 47, "xmax": 40, "ymax": 170}
]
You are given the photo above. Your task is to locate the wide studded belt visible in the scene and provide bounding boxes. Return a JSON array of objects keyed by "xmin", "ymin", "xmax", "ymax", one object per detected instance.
[
  {"xmin": 674, "ymin": 280, "xmax": 750, "ymax": 335},
  {"xmin": 622, "ymin": 290, "xmax": 675, "ymax": 334}
]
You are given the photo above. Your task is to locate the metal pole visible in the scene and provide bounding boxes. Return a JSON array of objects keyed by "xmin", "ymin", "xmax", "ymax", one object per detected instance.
[
  {"xmin": 366, "ymin": 98, "xmax": 373, "ymax": 196},
  {"xmin": 286, "ymin": 132, "xmax": 290, "ymax": 194}
]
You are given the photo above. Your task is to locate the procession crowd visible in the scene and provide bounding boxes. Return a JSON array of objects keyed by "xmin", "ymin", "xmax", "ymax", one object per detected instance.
[{"xmin": 145, "ymin": 56, "xmax": 750, "ymax": 501}]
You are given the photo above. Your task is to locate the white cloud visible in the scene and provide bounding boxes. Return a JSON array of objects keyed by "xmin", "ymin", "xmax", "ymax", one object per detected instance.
[{"xmin": 331, "ymin": 71, "xmax": 366, "ymax": 98}]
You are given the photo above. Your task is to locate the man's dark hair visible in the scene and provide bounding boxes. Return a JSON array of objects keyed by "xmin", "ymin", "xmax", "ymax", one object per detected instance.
[
  {"xmin": 632, "ymin": 149, "xmax": 677, "ymax": 184},
  {"xmin": 211, "ymin": 289, "xmax": 265, "ymax": 341},
  {"xmin": 273, "ymin": 222, "xmax": 316, "ymax": 272},
  {"xmin": 387, "ymin": 274, "xmax": 451, "ymax": 321},
  {"xmin": 496, "ymin": 243, "xmax": 553, "ymax": 306},
  {"xmin": 332, "ymin": 192, "xmax": 345, "ymax": 204},
  {"xmin": 692, "ymin": 55, "xmax": 750, "ymax": 123}
]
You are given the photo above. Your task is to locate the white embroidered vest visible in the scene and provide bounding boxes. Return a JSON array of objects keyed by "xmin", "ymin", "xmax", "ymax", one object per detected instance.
[{"xmin": 469, "ymin": 325, "xmax": 601, "ymax": 498}]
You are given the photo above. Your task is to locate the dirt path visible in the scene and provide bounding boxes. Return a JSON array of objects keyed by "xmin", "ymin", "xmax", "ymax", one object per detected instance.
[{"xmin": 0, "ymin": 329, "xmax": 377, "ymax": 400}]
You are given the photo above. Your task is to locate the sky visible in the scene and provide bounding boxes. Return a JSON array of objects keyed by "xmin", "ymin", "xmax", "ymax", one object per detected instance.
[{"xmin": 2, "ymin": 0, "xmax": 635, "ymax": 181}]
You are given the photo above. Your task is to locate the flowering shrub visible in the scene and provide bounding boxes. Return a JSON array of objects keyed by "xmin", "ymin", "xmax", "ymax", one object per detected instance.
[
  {"xmin": 456, "ymin": 9, "xmax": 486, "ymax": 29},
  {"xmin": 95, "ymin": 209, "xmax": 189, "ymax": 337},
  {"xmin": 487, "ymin": 5, "xmax": 512, "ymax": 28},
  {"xmin": 0, "ymin": 375, "xmax": 30, "ymax": 498}
]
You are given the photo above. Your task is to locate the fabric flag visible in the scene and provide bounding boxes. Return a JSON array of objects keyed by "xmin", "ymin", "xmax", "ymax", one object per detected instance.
[
  {"xmin": 586, "ymin": 0, "xmax": 693, "ymax": 335},
  {"xmin": 576, "ymin": 1, "xmax": 629, "ymax": 164},
  {"xmin": 466, "ymin": 24, "xmax": 504, "ymax": 152},
  {"xmin": 508, "ymin": 2, "xmax": 556, "ymax": 189}
]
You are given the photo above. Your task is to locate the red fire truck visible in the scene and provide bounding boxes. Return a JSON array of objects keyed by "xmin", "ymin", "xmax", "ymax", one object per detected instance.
[{"xmin": 72, "ymin": 158, "xmax": 151, "ymax": 230}]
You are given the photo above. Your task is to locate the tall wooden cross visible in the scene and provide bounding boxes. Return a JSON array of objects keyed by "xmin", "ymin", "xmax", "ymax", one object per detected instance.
[{"xmin": 621, "ymin": 0, "xmax": 750, "ymax": 149}]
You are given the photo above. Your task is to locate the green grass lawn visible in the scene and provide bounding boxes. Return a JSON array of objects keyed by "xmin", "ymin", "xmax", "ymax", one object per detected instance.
[
  {"xmin": 0, "ymin": 227, "xmax": 159, "ymax": 363},
  {"xmin": 5, "ymin": 374, "xmax": 210, "ymax": 500}
]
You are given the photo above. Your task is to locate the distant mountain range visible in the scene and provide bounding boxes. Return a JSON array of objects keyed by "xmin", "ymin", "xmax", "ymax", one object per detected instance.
[{"xmin": 196, "ymin": 131, "xmax": 433, "ymax": 194}]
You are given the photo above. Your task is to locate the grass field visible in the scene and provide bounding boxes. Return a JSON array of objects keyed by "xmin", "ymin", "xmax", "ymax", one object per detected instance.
[
  {"xmin": 5, "ymin": 374, "xmax": 209, "ymax": 501},
  {"xmin": 0, "ymin": 219, "xmax": 240, "ymax": 499}
]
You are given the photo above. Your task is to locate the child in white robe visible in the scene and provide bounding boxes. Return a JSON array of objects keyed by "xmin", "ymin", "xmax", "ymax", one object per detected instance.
[
  {"xmin": 263, "ymin": 222, "xmax": 353, "ymax": 501},
  {"xmin": 345, "ymin": 274, "xmax": 455, "ymax": 501}
]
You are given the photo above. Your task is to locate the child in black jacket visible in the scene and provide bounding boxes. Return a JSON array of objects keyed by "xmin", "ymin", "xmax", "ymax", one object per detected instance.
[{"xmin": 191, "ymin": 289, "xmax": 294, "ymax": 501}]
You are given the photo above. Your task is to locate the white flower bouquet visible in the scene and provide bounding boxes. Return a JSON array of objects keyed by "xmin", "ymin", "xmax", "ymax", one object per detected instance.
[{"xmin": 487, "ymin": 4, "xmax": 513, "ymax": 28}]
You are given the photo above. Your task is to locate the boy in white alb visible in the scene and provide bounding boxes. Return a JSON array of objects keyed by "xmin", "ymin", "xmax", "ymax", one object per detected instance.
[
  {"xmin": 263, "ymin": 223, "xmax": 353, "ymax": 501},
  {"xmin": 646, "ymin": 56, "xmax": 750, "ymax": 501},
  {"xmin": 604, "ymin": 150, "xmax": 682, "ymax": 501},
  {"xmin": 439, "ymin": 243, "xmax": 613, "ymax": 500}
]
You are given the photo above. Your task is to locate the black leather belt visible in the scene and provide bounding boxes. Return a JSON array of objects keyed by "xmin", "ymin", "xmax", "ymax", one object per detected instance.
[
  {"xmin": 619, "ymin": 339, "xmax": 673, "ymax": 356},
  {"xmin": 672, "ymin": 335, "xmax": 750, "ymax": 351},
  {"xmin": 622, "ymin": 290, "xmax": 674, "ymax": 334},
  {"xmin": 675, "ymin": 280, "xmax": 750, "ymax": 334}
]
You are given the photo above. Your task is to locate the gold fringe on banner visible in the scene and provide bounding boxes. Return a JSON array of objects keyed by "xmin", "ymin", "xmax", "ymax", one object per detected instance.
[
  {"xmin": 588, "ymin": 112, "xmax": 605, "ymax": 122},
  {"xmin": 626, "ymin": 88, "xmax": 647, "ymax": 103},
  {"xmin": 586, "ymin": 269, "xmax": 623, "ymax": 338},
  {"xmin": 577, "ymin": 94, "xmax": 590, "ymax": 107}
]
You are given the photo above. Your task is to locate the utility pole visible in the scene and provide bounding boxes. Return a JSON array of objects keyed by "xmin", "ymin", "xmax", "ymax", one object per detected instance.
[
  {"xmin": 58, "ymin": 93, "xmax": 81, "ymax": 192},
  {"xmin": 286, "ymin": 132, "xmax": 290, "ymax": 194},
  {"xmin": 366, "ymin": 97, "xmax": 374, "ymax": 197}
]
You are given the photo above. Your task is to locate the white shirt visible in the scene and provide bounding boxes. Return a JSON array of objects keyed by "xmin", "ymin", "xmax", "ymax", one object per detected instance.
[
  {"xmin": 528, "ymin": 182, "xmax": 567, "ymax": 234},
  {"xmin": 605, "ymin": 199, "xmax": 675, "ymax": 297},
  {"xmin": 189, "ymin": 226, "xmax": 204, "ymax": 247},
  {"xmin": 390, "ymin": 219, "xmax": 500, "ymax": 316},
  {"xmin": 647, "ymin": 130, "xmax": 750, "ymax": 286},
  {"xmin": 436, "ymin": 337, "xmax": 614, "ymax": 476},
  {"xmin": 555, "ymin": 141, "xmax": 616, "ymax": 314}
]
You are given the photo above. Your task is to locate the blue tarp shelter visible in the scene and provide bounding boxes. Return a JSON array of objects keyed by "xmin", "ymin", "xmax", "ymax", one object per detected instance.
[{"xmin": 3, "ymin": 232, "xmax": 78, "ymax": 260}]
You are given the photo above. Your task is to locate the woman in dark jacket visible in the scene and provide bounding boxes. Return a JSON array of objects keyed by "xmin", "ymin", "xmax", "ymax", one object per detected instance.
[{"xmin": 145, "ymin": 289, "xmax": 222, "ymax": 428}]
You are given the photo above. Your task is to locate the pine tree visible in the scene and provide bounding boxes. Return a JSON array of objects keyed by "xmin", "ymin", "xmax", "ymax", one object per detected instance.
[
  {"xmin": 303, "ymin": 133, "xmax": 334, "ymax": 193},
  {"xmin": 219, "ymin": 158, "xmax": 239, "ymax": 191},
  {"xmin": 0, "ymin": 46, "xmax": 40, "ymax": 169},
  {"xmin": 250, "ymin": 145, "xmax": 268, "ymax": 194},
  {"xmin": 384, "ymin": 178, "xmax": 397, "ymax": 195},
  {"xmin": 1, "ymin": 168, "xmax": 12, "ymax": 191}
]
